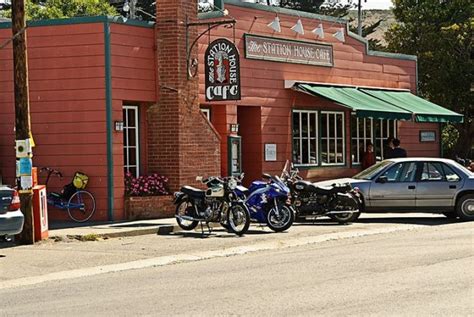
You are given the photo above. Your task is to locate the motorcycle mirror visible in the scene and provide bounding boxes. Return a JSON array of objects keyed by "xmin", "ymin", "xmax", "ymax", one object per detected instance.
[{"xmin": 196, "ymin": 176, "xmax": 203, "ymax": 182}]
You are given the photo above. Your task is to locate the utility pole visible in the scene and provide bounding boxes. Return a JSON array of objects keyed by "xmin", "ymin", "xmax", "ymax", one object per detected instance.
[
  {"xmin": 357, "ymin": 0, "xmax": 367, "ymax": 37},
  {"xmin": 357, "ymin": 0, "xmax": 362, "ymax": 36},
  {"xmin": 12, "ymin": 0, "xmax": 34, "ymax": 244}
]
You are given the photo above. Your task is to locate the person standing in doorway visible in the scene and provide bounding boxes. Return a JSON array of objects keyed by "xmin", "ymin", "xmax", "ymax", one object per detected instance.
[
  {"xmin": 391, "ymin": 138, "xmax": 408, "ymax": 158},
  {"xmin": 362, "ymin": 142, "xmax": 376, "ymax": 170}
]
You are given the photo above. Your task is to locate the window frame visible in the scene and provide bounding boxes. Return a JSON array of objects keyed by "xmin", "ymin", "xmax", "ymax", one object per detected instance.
[
  {"xmin": 123, "ymin": 105, "xmax": 140, "ymax": 178},
  {"xmin": 320, "ymin": 111, "xmax": 345, "ymax": 166},
  {"xmin": 200, "ymin": 107, "xmax": 211, "ymax": 121},
  {"xmin": 351, "ymin": 115, "xmax": 398, "ymax": 164},
  {"xmin": 292, "ymin": 109, "xmax": 319, "ymax": 167}
]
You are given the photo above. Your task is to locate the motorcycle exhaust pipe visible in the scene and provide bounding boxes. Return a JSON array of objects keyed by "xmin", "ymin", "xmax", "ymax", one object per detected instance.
[{"xmin": 176, "ymin": 215, "xmax": 198, "ymax": 222}]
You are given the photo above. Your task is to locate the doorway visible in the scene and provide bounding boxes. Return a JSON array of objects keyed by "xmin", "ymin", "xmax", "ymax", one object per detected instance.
[{"xmin": 237, "ymin": 106, "xmax": 262, "ymax": 186}]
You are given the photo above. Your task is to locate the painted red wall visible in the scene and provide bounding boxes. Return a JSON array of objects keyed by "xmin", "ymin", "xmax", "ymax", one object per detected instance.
[
  {"xmin": 110, "ymin": 23, "xmax": 156, "ymax": 219},
  {"xmin": 0, "ymin": 22, "xmax": 109, "ymax": 221},
  {"xmin": 198, "ymin": 4, "xmax": 437, "ymax": 182},
  {"xmin": 0, "ymin": 21, "xmax": 157, "ymax": 221}
]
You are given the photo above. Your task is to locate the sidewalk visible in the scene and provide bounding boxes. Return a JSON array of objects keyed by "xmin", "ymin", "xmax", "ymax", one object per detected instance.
[{"xmin": 48, "ymin": 218, "xmax": 179, "ymax": 240}]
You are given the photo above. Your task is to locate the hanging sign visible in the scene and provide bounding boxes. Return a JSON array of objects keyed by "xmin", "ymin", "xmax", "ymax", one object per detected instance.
[
  {"xmin": 205, "ymin": 38, "xmax": 241, "ymax": 101},
  {"xmin": 244, "ymin": 34, "xmax": 333, "ymax": 67}
]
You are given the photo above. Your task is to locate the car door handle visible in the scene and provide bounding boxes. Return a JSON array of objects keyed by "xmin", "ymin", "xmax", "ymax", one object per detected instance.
[
  {"xmin": 408, "ymin": 185, "xmax": 416, "ymax": 189},
  {"xmin": 449, "ymin": 185, "xmax": 456, "ymax": 189}
]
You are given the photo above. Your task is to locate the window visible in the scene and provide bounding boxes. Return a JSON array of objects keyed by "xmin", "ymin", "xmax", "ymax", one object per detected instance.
[
  {"xmin": 201, "ymin": 108, "xmax": 211, "ymax": 121},
  {"xmin": 442, "ymin": 164, "xmax": 461, "ymax": 182},
  {"xmin": 421, "ymin": 162, "xmax": 445, "ymax": 181},
  {"xmin": 321, "ymin": 112, "xmax": 344, "ymax": 165},
  {"xmin": 123, "ymin": 105, "xmax": 140, "ymax": 177},
  {"xmin": 381, "ymin": 162, "xmax": 417, "ymax": 182},
  {"xmin": 292, "ymin": 110, "xmax": 318, "ymax": 165},
  {"xmin": 351, "ymin": 116, "xmax": 397, "ymax": 163}
]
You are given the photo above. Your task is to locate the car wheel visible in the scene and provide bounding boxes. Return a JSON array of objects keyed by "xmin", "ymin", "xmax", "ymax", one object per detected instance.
[{"xmin": 456, "ymin": 194, "xmax": 474, "ymax": 221}]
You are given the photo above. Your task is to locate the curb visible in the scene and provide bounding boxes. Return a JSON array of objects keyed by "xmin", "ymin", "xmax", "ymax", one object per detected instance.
[{"xmin": 49, "ymin": 224, "xmax": 178, "ymax": 241}]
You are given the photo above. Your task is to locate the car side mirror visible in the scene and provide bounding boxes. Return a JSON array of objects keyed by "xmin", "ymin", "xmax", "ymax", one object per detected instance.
[{"xmin": 376, "ymin": 176, "xmax": 388, "ymax": 184}]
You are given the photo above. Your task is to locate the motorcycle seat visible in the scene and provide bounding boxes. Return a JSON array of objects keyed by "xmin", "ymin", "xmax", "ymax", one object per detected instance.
[
  {"xmin": 315, "ymin": 184, "xmax": 351, "ymax": 195},
  {"xmin": 181, "ymin": 186, "xmax": 205, "ymax": 199}
]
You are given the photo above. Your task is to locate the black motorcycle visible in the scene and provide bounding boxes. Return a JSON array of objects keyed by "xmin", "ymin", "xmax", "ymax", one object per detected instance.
[
  {"xmin": 173, "ymin": 175, "xmax": 251, "ymax": 236},
  {"xmin": 281, "ymin": 162, "xmax": 361, "ymax": 224}
]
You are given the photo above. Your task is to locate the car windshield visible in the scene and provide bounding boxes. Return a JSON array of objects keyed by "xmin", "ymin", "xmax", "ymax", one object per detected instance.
[{"xmin": 353, "ymin": 160, "xmax": 393, "ymax": 180}]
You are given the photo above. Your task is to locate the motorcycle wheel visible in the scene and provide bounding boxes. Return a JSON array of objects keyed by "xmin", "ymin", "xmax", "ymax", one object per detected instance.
[
  {"xmin": 329, "ymin": 211, "xmax": 361, "ymax": 224},
  {"xmin": 175, "ymin": 201, "xmax": 199, "ymax": 230},
  {"xmin": 227, "ymin": 203, "xmax": 250, "ymax": 236},
  {"xmin": 267, "ymin": 205, "xmax": 294, "ymax": 232}
]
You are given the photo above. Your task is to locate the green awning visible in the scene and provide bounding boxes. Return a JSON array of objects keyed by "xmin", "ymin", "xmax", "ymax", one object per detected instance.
[
  {"xmin": 360, "ymin": 89, "xmax": 464, "ymax": 123},
  {"xmin": 295, "ymin": 84, "xmax": 413, "ymax": 120}
]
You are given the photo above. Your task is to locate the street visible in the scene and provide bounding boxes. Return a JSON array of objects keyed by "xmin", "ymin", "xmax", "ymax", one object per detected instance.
[{"xmin": 0, "ymin": 214, "xmax": 473, "ymax": 316}]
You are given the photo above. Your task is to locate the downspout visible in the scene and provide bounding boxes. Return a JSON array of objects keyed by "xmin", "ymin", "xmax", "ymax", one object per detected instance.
[{"xmin": 104, "ymin": 21, "xmax": 114, "ymax": 221}]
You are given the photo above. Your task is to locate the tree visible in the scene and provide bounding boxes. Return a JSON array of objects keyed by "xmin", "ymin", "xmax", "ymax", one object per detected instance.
[
  {"xmin": 109, "ymin": 0, "xmax": 155, "ymax": 21},
  {"xmin": 278, "ymin": 0, "xmax": 353, "ymax": 17},
  {"xmin": 385, "ymin": 0, "xmax": 473, "ymax": 158},
  {"xmin": 1, "ymin": 0, "xmax": 117, "ymax": 20}
]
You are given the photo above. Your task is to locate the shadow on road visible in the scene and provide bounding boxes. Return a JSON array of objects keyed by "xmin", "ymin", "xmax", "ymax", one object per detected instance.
[
  {"xmin": 293, "ymin": 215, "xmax": 459, "ymax": 227},
  {"xmin": 357, "ymin": 216, "xmax": 458, "ymax": 226}
]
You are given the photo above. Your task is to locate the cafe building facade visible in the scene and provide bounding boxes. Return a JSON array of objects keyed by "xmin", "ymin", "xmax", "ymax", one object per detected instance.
[
  {"xmin": 0, "ymin": 0, "xmax": 463, "ymax": 221},
  {"xmin": 198, "ymin": 0, "xmax": 462, "ymax": 184}
]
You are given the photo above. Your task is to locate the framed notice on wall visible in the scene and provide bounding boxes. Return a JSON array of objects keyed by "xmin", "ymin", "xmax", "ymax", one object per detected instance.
[
  {"xmin": 420, "ymin": 131, "xmax": 436, "ymax": 142},
  {"xmin": 265, "ymin": 144, "xmax": 277, "ymax": 161}
]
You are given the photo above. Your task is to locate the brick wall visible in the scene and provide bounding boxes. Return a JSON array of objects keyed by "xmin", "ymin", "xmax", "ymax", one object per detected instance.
[{"xmin": 150, "ymin": 0, "xmax": 221, "ymax": 191}]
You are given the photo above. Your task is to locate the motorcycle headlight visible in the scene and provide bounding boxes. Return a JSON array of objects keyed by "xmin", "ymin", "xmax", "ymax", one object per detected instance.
[{"xmin": 228, "ymin": 178, "xmax": 237, "ymax": 190}]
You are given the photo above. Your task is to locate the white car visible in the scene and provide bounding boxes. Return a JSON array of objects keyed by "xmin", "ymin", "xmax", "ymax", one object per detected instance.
[{"xmin": 0, "ymin": 185, "xmax": 24, "ymax": 239}]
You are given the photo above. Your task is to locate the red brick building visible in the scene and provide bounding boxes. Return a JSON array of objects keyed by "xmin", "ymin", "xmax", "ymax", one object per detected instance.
[{"xmin": 0, "ymin": 1, "xmax": 462, "ymax": 221}]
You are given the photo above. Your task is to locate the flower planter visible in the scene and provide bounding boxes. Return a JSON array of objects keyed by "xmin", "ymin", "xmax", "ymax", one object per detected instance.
[{"xmin": 124, "ymin": 195, "xmax": 175, "ymax": 220}]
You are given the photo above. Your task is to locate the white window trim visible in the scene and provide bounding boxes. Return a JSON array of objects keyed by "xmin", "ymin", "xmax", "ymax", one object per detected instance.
[
  {"xmin": 321, "ymin": 111, "xmax": 345, "ymax": 166},
  {"xmin": 201, "ymin": 108, "xmax": 211, "ymax": 121},
  {"xmin": 293, "ymin": 110, "xmax": 319, "ymax": 167},
  {"xmin": 123, "ymin": 105, "xmax": 140, "ymax": 177}
]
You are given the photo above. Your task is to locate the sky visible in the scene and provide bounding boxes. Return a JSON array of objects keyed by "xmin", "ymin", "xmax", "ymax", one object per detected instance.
[{"xmin": 344, "ymin": 0, "xmax": 393, "ymax": 10}]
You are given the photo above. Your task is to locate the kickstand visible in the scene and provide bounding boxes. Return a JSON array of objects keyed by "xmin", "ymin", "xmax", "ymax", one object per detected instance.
[{"xmin": 206, "ymin": 222, "xmax": 212, "ymax": 234}]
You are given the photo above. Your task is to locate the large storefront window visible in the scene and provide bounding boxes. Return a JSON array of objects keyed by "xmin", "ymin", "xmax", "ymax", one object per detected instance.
[
  {"xmin": 321, "ymin": 112, "xmax": 345, "ymax": 165},
  {"xmin": 351, "ymin": 115, "xmax": 398, "ymax": 163},
  {"xmin": 123, "ymin": 105, "xmax": 140, "ymax": 177},
  {"xmin": 292, "ymin": 110, "xmax": 318, "ymax": 165},
  {"xmin": 292, "ymin": 110, "xmax": 345, "ymax": 166}
]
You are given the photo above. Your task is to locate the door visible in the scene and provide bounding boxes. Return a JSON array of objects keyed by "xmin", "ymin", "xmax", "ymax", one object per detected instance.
[
  {"xmin": 416, "ymin": 161, "xmax": 462, "ymax": 210},
  {"xmin": 368, "ymin": 161, "xmax": 418, "ymax": 211},
  {"xmin": 123, "ymin": 105, "xmax": 140, "ymax": 177}
]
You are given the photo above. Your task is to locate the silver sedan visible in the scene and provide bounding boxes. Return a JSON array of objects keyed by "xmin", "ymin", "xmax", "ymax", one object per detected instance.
[{"xmin": 314, "ymin": 158, "xmax": 474, "ymax": 221}]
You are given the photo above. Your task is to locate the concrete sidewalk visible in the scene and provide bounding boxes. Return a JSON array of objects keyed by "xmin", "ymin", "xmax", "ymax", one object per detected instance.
[{"xmin": 48, "ymin": 218, "xmax": 179, "ymax": 240}]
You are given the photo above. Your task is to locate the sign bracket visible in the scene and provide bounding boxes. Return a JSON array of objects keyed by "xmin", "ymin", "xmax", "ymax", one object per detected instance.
[{"xmin": 185, "ymin": 15, "xmax": 236, "ymax": 79}]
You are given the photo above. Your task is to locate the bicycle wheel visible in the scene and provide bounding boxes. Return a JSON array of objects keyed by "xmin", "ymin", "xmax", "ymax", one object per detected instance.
[{"xmin": 67, "ymin": 190, "xmax": 96, "ymax": 223}]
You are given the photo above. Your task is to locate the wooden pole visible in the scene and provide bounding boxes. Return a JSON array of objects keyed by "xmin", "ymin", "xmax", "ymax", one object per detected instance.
[{"xmin": 12, "ymin": 0, "xmax": 34, "ymax": 245}]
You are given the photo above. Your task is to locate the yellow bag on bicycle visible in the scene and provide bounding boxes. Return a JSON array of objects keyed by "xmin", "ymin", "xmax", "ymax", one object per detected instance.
[{"xmin": 73, "ymin": 171, "xmax": 89, "ymax": 189}]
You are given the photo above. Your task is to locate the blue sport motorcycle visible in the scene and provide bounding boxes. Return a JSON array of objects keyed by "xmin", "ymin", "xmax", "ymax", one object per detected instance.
[{"xmin": 234, "ymin": 173, "xmax": 295, "ymax": 232}]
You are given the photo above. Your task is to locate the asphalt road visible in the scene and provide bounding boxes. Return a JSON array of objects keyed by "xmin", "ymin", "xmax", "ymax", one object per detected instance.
[{"xmin": 1, "ymin": 217, "xmax": 472, "ymax": 316}]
